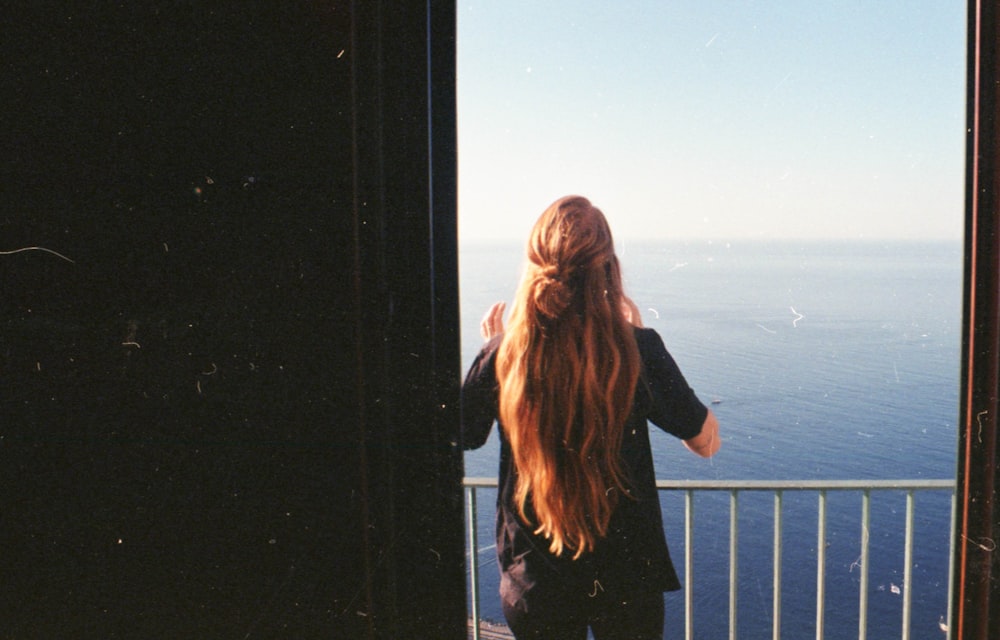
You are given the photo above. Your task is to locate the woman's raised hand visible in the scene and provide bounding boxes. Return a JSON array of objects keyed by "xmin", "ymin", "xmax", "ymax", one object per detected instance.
[{"xmin": 480, "ymin": 301, "xmax": 506, "ymax": 340}]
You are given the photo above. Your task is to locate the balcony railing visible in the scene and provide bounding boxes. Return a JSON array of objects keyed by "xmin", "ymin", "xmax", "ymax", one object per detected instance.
[{"xmin": 465, "ymin": 477, "xmax": 956, "ymax": 640}]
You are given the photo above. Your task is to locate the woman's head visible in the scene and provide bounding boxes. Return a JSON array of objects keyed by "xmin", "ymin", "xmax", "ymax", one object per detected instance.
[
  {"xmin": 523, "ymin": 195, "xmax": 624, "ymax": 322},
  {"xmin": 497, "ymin": 196, "xmax": 640, "ymax": 559}
]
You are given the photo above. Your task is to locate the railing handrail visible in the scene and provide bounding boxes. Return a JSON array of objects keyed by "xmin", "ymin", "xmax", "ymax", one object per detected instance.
[
  {"xmin": 464, "ymin": 476, "xmax": 955, "ymax": 490},
  {"xmin": 464, "ymin": 476, "xmax": 957, "ymax": 640}
]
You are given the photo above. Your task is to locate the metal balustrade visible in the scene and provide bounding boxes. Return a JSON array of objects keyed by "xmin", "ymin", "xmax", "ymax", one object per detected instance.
[{"xmin": 464, "ymin": 478, "xmax": 956, "ymax": 640}]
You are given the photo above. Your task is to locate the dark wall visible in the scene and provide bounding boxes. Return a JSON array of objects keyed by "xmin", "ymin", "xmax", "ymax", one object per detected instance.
[{"xmin": 1, "ymin": 3, "xmax": 463, "ymax": 638}]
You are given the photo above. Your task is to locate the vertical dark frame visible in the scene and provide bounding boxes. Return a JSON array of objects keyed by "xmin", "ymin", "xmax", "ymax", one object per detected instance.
[
  {"xmin": 350, "ymin": 0, "xmax": 465, "ymax": 637},
  {"xmin": 0, "ymin": 2, "xmax": 466, "ymax": 638},
  {"xmin": 954, "ymin": 1, "xmax": 1000, "ymax": 637}
]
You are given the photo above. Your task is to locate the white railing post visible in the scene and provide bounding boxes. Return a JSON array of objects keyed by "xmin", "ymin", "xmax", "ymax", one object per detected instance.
[
  {"xmin": 816, "ymin": 490, "xmax": 827, "ymax": 640},
  {"xmin": 773, "ymin": 490, "xmax": 783, "ymax": 640},
  {"xmin": 730, "ymin": 490, "xmax": 739, "ymax": 640},
  {"xmin": 467, "ymin": 486, "xmax": 481, "ymax": 640},
  {"xmin": 946, "ymin": 491, "xmax": 956, "ymax": 640},
  {"xmin": 685, "ymin": 489, "xmax": 695, "ymax": 640},
  {"xmin": 902, "ymin": 490, "xmax": 915, "ymax": 640},
  {"xmin": 859, "ymin": 490, "xmax": 871, "ymax": 640}
]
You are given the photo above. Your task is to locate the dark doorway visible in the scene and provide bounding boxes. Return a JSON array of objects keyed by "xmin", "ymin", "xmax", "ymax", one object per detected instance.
[{"xmin": 1, "ymin": 3, "xmax": 463, "ymax": 638}]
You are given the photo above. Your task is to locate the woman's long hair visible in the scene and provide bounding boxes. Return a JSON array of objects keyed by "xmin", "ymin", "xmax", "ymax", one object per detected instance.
[{"xmin": 496, "ymin": 195, "xmax": 641, "ymax": 559}]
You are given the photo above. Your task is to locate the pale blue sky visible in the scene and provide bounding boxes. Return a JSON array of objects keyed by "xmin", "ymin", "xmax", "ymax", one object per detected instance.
[{"xmin": 457, "ymin": 1, "xmax": 967, "ymax": 241}]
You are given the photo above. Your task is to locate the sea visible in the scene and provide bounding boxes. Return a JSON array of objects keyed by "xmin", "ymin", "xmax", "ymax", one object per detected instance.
[{"xmin": 459, "ymin": 239, "xmax": 962, "ymax": 639}]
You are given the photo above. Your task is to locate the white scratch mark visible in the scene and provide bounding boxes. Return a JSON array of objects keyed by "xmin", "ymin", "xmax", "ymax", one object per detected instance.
[
  {"xmin": 773, "ymin": 72, "xmax": 792, "ymax": 92},
  {"xmin": 705, "ymin": 33, "xmax": 719, "ymax": 47},
  {"xmin": 647, "ymin": 308, "xmax": 660, "ymax": 319},
  {"xmin": 0, "ymin": 246, "xmax": 75, "ymax": 263},
  {"xmin": 790, "ymin": 306, "xmax": 804, "ymax": 327},
  {"xmin": 756, "ymin": 323, "xmax": 777, "ymax": 334},
  {"xmin": 588, "ymin": 579, "xmax": 605, "ymax": 598},
  {"xmin": 669, "ymin": 261, "xmax": 688, "ymax": 272},
  {"xmin": 963, "ymin": 534, "xmax": 997, "ymax": 552}
]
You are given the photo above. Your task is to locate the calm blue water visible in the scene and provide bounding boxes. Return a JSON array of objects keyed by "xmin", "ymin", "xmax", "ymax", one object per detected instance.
[{"xmin": 460, "ymin": 240, "xmax": 961, "ymax": 639}]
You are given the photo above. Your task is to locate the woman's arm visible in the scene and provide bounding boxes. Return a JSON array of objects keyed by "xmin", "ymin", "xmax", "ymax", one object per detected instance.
[
  {"xmin": 462, "ymin": 303, "xmax": 506, "ymax": 450},
  {"xmin": 683, "ymin": 409, "xmax": 720, "ymax": 458},
  {"xmin": 461, "ymin": 344, "xmax": 499, "ymax": 450}
]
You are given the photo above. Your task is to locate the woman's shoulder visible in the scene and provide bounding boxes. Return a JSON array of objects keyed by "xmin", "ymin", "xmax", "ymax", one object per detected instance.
[{"xmin": 632, "ymin": 325, "xmax": 666, "ymax": 352}]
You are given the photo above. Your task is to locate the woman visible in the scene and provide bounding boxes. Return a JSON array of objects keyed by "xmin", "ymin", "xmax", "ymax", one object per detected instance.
[{"xmin": 462, "ymin": 196, "xmax": 720, "ymax": 640}]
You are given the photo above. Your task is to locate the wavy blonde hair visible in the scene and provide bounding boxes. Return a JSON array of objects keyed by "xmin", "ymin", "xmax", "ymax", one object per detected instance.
[{"xmin": 496, "ymin": 195, "xmax": 640, "ymax": 559}]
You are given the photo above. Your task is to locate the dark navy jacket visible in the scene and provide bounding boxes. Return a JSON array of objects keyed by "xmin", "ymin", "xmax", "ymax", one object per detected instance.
[{"xmin": 461, "ymin": 327, "xmax": 708, "ymax": 608}]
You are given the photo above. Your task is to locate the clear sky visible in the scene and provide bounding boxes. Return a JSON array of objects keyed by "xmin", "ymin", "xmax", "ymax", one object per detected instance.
[{"xmin": 457, "ymin": 1, "xmax": 967, "ymax": 242}]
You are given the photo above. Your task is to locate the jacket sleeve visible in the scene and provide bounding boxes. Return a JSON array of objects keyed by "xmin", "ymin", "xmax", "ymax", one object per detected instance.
[
  {"xmin": 637, "ymin": 328, "xmax": 708, "ymax": 441},
  {"xmin": 460, "ymin": 337, "xmax": 501, "ymax": 450}
]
